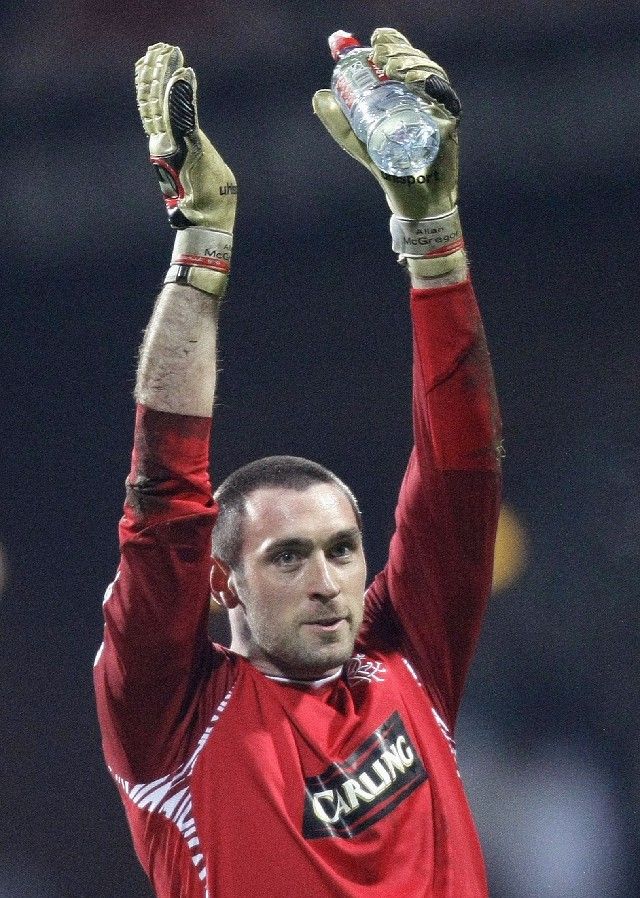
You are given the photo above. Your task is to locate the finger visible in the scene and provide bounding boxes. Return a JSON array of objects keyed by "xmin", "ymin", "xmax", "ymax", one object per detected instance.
[
  {"xmin": 422, "ymin": 74, "xmax": 461, "ymax": 118},
  {"xmin": 135, "ymin": 44, "xmax": 183, "ymax": 133},
  {"xmin": 370, "ymin": 28, "xmax": 414, "ymax": 68},
  {"xmin": 312, "ymin": 89, "xmax": 373, "ymax": 169},
  {"xmin": 370, "ymin": 27, "xmax": 414, "ymax": 50},
  {"xmin": 370, "ymin": 29, "xmax": 449, "ymax": 84},
  {"xmin": 169, "ymin": 67, "xmax": 229, "ymax": 173},
  {"xmin": 136, "ymin": 43, "xmax": 184, "ymax": 138},
  {"xmin": 369, "ymin": 33, "xmax": 458, "ymax": 118},
  {"xmin": 165, "ymin": 67, "xmax": 198, "ymax": 140},
  {"xmin": 135, "ymin": 41, "xmax": 182, "ymax": 81},
  {"xmin": 385, "ymin": 51, "xmax": 448, "ymax": 84}
]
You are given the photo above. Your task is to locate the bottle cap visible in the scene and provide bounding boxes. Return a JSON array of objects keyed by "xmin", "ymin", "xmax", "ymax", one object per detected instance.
[{"xmin": 328, "ymin": 30, "xmax": 361, "ymax": 60}]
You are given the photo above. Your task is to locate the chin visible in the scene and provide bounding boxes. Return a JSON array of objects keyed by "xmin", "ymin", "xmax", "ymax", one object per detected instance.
[
  {"xmin": 300, "ymin": 645, "xmax": 354, "ymax": 679},
  {"xmin": 264, "ymin": 631, "xmax": 357, "ymax": 680}
]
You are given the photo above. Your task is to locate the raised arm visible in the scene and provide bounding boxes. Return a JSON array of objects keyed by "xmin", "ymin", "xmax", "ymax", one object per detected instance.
[
  {"xmin": 94, "ymin": 44, "xmax": 236, "ymax": 783},
  {"xmin": 314, "ymin": 29, "xmax": 502, "ymax": 729}
]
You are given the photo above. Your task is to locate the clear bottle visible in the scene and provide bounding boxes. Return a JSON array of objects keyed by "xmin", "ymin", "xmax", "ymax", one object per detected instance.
[{"xmin": 328, "ymin": 30, "xmax": 440, "ymax": 178}]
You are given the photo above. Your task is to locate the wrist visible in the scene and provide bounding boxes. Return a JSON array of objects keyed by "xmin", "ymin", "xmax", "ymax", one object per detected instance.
[
  {"xmin": 406, "ymin": 248, "xmax": 468, "ymax": 281},
  {"xmin": 390, "ymin": 207, "xmax": 465, "ymax": 279},
  {"xmin": 164, "ymin": 226, "xmax": 233, "ymax": 296},
  {"xmin": 408, "ymin": 256, "xmax": 468, "ymax": 287}
]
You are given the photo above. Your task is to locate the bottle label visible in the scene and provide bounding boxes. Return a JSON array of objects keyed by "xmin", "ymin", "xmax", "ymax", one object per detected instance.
[{"xmin": 334, "ymin": 55, "xmax": 387, "ymax": 111}]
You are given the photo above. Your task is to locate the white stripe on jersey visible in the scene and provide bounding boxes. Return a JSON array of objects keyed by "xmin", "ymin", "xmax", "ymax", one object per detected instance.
[{"xmin": 109, "ymin": 686, "xmax": 235, "ymax": 896}]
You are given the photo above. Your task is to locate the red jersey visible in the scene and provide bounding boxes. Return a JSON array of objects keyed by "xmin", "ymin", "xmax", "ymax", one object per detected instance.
[{"xmin": 94, "ymin": 280, "xmax": 501, "ymax": 898}]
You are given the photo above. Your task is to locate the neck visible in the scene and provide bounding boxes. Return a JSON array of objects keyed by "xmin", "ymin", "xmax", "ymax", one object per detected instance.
[{"xmin": 265, "ymin": 669, "xmax": 343, "ymax": 688}]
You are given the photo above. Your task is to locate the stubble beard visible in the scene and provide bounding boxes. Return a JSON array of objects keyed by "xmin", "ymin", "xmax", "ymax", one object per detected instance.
[
  {"xmin": 231, "ymin": 573, "xmax": 365, "ymax": 679},
  {"xmin": 261, "ymin": 615, "xmax": 358, "ymax": 679},
  {"xmin": 237, "ymin": 602, "xmax": 358, "ymax": 679}
]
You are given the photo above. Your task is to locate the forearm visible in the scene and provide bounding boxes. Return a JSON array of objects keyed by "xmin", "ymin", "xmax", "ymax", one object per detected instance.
[
  {"xmin": 133, "ymin": 43, "xmax": 236, "ymax": 418},
  {"xmin": 135, "ymin": 283, "xmax": 222, "ymax": 417},
  {"xmin": 411, "ymin": 277, "xmax": 501, "ymax": 473},
  {"xmin": 387, "ymin": 279, "xmax": 501, "ymax": 723}
]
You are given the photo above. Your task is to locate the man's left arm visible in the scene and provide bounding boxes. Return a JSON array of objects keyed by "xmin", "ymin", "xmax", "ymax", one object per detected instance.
[
  {"xmin": 314, "ymin": 29, "xmax": 502, "ymax": 729},
  {"xmin": 383, "ymin": 271, "xmax": 502, "ymax": 728}
]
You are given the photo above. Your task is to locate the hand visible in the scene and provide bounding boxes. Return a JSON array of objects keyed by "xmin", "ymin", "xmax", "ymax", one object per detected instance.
[
  {"xmin": 135, "ymin": 43, "xmax": 237, "ymax": 235},
  {"xmin": 313, "ymin": 28, "xmax": 461, "ymax": 222}
]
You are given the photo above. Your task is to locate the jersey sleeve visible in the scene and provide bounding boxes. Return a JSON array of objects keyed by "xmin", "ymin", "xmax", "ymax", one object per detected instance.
[
  {"xmin": 93, "ymin": 404, "xmax": 222, "ymax": 783},
  {"xmin": 362, "ymin": 279, "xmax": 502, "ymax": 731}
]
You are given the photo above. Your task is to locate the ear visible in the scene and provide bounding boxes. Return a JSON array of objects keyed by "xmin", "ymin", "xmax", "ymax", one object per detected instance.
[{"xmin": 210, "ymin": 557, "xmax": 240, "ymax": 609}]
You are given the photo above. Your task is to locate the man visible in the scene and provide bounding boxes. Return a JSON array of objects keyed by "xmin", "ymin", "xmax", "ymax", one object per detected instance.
[{"xmin": 94, "ymin": 28, "xmax": 502, "ymax": 898}]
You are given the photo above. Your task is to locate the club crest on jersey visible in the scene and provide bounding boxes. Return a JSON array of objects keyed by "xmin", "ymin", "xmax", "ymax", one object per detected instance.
[
  {"xmin": 345, "ymin": 653, "xmax": 387, "ymax": 686},
  {"xmin": 302, "ymin": 711, "xmax": 427, "ymax": 839}
]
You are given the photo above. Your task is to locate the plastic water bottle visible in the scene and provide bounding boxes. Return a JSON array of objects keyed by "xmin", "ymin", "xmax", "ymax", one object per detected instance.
[{"xmin": 328, "ymin": 30, "xmax": 440, "ymax": 177}]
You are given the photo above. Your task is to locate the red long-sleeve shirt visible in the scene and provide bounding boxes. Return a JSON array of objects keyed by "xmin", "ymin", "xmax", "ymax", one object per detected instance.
[{"xmin": 94, "ymin": 279, "xmax": 501, "ymax": 898}]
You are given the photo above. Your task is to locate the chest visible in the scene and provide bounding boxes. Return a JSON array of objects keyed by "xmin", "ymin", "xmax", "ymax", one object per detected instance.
[{"xmin": 191, "ymin": 654, "xmax": 458, "ymax": 840}]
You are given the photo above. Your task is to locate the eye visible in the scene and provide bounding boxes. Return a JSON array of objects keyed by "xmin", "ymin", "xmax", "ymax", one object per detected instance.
[
  {"xmin": 273, "ymin": 550, "xmax": 301, "ymax": 567},
  {"xmin": 330, "ymin": 540, "xmax": 355, "ymax": 560}
]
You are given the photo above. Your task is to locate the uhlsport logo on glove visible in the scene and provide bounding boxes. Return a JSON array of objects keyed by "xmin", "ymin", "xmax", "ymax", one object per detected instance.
[{"xmin": 135, "ymin": 42, "xmax": 237, "ymax": 295}]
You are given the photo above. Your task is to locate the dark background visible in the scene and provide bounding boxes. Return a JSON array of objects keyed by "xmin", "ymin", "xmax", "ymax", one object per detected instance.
[{"xmin": 1, "ymin": 2, "xmax": 638, "ymax": 895}]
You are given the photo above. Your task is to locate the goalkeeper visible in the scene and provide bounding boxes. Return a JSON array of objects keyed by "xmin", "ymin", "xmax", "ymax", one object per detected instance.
[{"xmin": 94, "ymin": 29, "xmax": 502, "ymax": 898}]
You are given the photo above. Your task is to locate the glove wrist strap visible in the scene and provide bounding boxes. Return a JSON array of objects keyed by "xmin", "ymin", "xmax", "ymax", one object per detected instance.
[
  {"xmin": 164, "ymin": 227, "xmax": 233, "ymax": 296},
  {"xmin": 390, "ymin": 208, "xmax": 465, "ymax": 276}
]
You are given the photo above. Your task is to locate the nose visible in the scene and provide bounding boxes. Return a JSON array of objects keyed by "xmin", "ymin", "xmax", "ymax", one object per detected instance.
[{"xmin": 307, "ymin": 553, "xmax": 340, "ymax": 600}]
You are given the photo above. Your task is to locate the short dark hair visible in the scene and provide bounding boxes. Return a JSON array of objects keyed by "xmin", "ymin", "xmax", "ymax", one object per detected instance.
[{"xmin": 212, "ymin": 455, "xmax": 362, "ymax": 571}]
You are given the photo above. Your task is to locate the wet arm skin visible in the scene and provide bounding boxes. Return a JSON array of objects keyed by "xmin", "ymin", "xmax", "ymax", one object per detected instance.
[{"xmin": 135, "ymin": 283, "xmax": 222, "ymax": 417}]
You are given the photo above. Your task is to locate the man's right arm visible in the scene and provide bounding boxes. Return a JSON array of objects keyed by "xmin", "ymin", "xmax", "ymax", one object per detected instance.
[{"xmin": 93, "ymin": 45, "xmax": 236, "ymax": 785}]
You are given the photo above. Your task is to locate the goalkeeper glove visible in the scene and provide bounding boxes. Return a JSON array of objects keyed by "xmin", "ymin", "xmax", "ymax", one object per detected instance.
[
  {"xmin": 313, "ymin": 28, "xmax": 464, "ymax": 278},
  {"xmin": 135, "ymin": 43, "xmax": 237, "ymax": 295}
]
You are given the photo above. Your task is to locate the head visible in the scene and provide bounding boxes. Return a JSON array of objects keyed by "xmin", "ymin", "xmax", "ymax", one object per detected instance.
[{"xmin": 210, "ymin": 456, "xmax": 367, "ymax": 680}]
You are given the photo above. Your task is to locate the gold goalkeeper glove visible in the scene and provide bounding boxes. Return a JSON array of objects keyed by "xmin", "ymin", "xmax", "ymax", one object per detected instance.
[
  {"xmin": 135, "ymin": 43, "xmax": 236, "ymax": 295},
  {"xmin": 313, "ymin": 28, "xmax": 464, "ymax": 278}
]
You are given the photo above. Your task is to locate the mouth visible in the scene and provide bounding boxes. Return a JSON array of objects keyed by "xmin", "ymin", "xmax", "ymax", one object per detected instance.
[{"xmin": 304, "ymin": 616, "xmax": 348, "ymax": 633}]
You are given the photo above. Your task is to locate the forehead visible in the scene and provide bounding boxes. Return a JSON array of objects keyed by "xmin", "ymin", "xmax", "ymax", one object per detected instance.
[{"xmin": 241, "ymin": 484, "xmax": 358, "ymax": 551}]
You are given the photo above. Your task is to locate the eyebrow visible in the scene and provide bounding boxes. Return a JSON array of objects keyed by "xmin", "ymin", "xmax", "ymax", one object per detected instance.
[{"xmin": 265, "ymin": 527, "xmax": 362, "ymax": 556}]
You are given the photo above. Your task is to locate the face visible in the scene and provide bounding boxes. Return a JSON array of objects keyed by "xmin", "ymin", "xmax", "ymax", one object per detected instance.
[{"xmin": 226, "ymin": 483, "xmax": 367, "ymax": 680}]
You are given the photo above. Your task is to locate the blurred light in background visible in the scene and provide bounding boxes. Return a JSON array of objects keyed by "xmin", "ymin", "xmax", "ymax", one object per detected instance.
[
  {"xmin": 492, "ymin": 505, "xmax": 529, "ymax": 593},
  {"xmin": 462, "ymin": 733, "xmax": 625, "ymax": 898}
]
